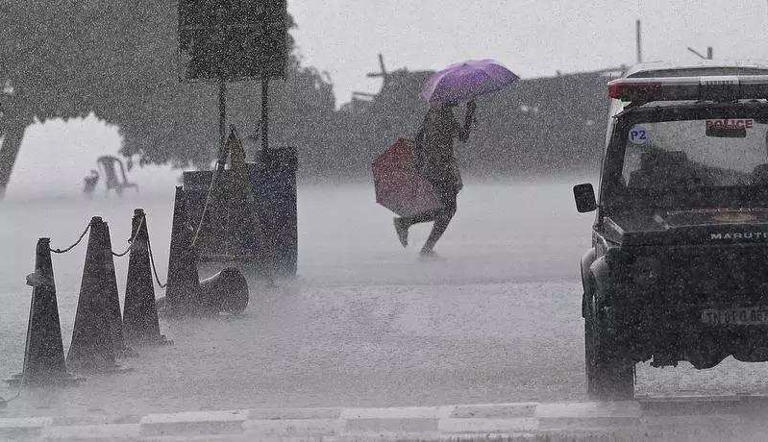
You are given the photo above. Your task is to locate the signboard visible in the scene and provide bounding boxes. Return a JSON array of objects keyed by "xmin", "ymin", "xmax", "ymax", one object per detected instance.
[
  {"xmin": 705, "ymin": 119, "xmax": 752, "ymax": 138},
  {"xmin": 178, "ymin": 0, "xmax": 288, "ymax": 81}
]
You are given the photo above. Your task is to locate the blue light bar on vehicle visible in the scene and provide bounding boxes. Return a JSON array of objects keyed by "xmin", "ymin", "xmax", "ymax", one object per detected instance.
[{"xmin": 607, "ymin": 75, "xmax": 768, "ymax": 102}]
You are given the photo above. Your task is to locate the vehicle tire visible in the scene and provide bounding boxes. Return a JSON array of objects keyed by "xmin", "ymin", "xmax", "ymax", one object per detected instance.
[{"xmin": 584, "ymin": 281, "xmax": 635, "ymax": 400}]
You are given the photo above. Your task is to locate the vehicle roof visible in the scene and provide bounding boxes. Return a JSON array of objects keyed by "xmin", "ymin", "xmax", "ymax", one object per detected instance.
[
  {"xmin": 624, "ymin": 99, "xmax": 768, "ymax": 111},
  {"xmin": 617, "ymin": 100, "xmax": 768, "ymax": 122},
  {"xmin": 624, "ymin": 60, "xmax": 768, "ymax": 78}
]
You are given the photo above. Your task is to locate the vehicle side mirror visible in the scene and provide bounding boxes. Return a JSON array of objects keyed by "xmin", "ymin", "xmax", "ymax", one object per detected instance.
[{"xmin": 573, "ymin": 183, "xmax": 597, "ymax": 213}]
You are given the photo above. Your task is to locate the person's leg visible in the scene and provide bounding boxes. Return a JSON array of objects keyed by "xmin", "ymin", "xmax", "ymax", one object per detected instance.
[
  {"xmin": 420, "ymin": 188, "xmax": 458, "ymax": 254},
  {"xmin": 393, "ymin": 210, "xmax": 439, "ymax": 247}
]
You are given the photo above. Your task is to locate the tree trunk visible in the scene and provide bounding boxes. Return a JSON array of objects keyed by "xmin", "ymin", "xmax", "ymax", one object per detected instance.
[{"xmin": 0, "ymin": 119, "xmax": 28, "ymax": 199}]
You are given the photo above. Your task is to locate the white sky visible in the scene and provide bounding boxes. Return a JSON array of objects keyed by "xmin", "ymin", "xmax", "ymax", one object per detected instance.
[{"xmin": 288, "ymin": 0, "xmax": 768, "ymax": 103}]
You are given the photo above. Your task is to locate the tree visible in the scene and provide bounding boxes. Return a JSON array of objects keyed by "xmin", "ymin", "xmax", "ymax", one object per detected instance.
[
  {"xmin": 0, "ymin": 1, "xmax": 610, "ymax": 197},
  {"xmin": 0, "ymin": 1, "xmax": 336, "ymax": 196}
]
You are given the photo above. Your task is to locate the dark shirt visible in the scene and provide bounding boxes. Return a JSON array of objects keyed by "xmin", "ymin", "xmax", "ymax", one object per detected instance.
[{"xmin": 420, "ymin": 107, "xmax": 467, "ymax": 188}]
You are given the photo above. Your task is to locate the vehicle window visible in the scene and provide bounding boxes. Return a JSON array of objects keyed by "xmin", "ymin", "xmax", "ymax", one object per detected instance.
[{"xmin": 622, "ymin": 118, "xmax": 768, "ymax": 189}]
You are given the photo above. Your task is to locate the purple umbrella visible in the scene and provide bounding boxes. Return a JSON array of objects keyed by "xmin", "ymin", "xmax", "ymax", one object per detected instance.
[{"xmin": 421, "ymin": 59, "xmax": 519, "ymax": 104}]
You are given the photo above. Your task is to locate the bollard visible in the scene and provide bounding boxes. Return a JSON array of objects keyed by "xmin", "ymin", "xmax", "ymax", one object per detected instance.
[
  {"xmin": 66, "ymin": 217, "xmax": 127, "ymax": 373},
  {"xmin": 102, "ymin": 221, "xmax": 137, "ymax": 357},
  {"xmin": 124, "ymin": 209, "xmax": 171, "ymax": 345},
  {"xmin": 250, "ymin": 147, "xmax": 298, "ymax": 277},
  {"xmin": 199, "ymin": 267, "xmax": 249, "ymax": 314},
  {"xmin": 6, "ymin": 238, "xmax": 80, "ymax": 387},
  {"xmin": 164, "ymin": 186, "xmax": 202, "ymax": 316}
]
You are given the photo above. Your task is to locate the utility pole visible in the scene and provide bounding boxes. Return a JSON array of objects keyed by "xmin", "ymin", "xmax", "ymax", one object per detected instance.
[{"xmin": 636, "ymin": 20, "xmax": 643, "ymax": 64}]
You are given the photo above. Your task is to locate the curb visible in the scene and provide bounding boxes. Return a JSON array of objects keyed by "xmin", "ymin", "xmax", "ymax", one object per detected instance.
[{"xmin": 3, "ymin": 397, "xmax": 768, "ymax": 440}]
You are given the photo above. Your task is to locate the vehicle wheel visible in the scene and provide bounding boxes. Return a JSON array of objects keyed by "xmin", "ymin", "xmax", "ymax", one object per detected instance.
[{"xmin": 584, "ymin": 282, "xmax": 635, "ymax": 400}]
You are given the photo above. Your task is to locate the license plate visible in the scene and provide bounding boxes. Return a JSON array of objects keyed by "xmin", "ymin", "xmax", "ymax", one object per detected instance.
[{"xmin": 701, "ymin": 307, "xmax": 768, "ymax": 326}]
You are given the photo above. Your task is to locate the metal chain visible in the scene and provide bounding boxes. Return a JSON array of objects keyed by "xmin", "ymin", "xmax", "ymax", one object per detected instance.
[
  {"xmin": 111, "ymin": 216, "xmax": 145, "ymax": 258},
  {"xmin": 190, "ymin": 163, "xmax": 223, "ymax": 249},
  {"xmin": 191, "ymin": 124, "xmax": 241, "ymax": 248},
  {"xmin": 50, "ymin": 224, "xmax": 90, "ymax": 254},
  {"xmin": 146, "ymin": 232, "xmax": 167, "ymax": 288}
]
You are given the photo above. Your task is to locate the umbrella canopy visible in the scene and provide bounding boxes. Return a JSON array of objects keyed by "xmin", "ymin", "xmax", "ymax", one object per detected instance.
[
  {"xmin": 372, "ymin": 138, "xmax": 443, "ymax": 217},
  {"xmin": 421, "ymin": 59, "xmax": 519, "ymax": 104}
]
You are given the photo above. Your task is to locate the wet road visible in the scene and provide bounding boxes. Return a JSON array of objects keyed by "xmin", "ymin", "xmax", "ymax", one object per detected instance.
[{"xmin": 2, "ymin": 180, "xmax": 768, "ymax": 418}]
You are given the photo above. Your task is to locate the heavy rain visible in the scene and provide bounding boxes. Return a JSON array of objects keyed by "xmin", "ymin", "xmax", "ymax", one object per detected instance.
[{"xmin": 4, "ymin": 1, "xmax": 768, "ymax": 440}]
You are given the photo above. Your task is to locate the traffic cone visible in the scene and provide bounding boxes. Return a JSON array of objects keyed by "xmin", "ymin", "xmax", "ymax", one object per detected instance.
[
  {"xmin": 5, "ymin": 238, "xmax": 80, "ymax": 387},
  {"xmin": 101, "ymin": 221, "xmax": 138, "ymax": 358},
  {"xmin": 164, "ymin": 186, "xmax": 202, "ymax": 316},
  {"xmin": 124, "ymin": 209, "xmax": 171, "ymax": 345},
  {"xmin": 66, "ymin": 217, "xmax": 128, "ymax": 373}
]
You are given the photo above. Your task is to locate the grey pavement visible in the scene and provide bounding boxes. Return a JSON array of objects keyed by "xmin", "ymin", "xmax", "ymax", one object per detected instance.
[{"xmin": 3, "ymin": 181, "xmax": 768, "ymax": 438}]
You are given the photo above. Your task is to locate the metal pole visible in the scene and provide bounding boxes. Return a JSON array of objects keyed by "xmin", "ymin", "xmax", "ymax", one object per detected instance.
[
  {"xmin": 215, "ymin": 2, "xmax": 227, "ymax": 166},
  {"xmin": 261, "ymin": 76, "xmax": 269, "ymax": 163},
  {"xmin": 218, "ymin": 76, "xmax": 227, "ymax": 157},
  {"xmin": 636, "ymin": 20, "xmax": 642, "ymax": 64}
]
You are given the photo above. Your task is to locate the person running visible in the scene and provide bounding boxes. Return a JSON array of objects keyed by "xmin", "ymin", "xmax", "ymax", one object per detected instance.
[{"xmin": 394, "ymin": 99, "xmax": 476, "ymax": 256}]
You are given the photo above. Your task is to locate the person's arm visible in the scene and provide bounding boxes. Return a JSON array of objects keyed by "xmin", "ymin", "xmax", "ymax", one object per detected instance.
[{"xmin": 456, "ymin": 100, "xmax": 476, "ymax": 142}]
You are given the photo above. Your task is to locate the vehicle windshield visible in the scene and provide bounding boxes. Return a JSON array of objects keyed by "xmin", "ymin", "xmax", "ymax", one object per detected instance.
[
  {"xmin": 600, "ymin": 102, "xmax": 768, "ymax": 209},
  {"xmin": 622, "ymin": 118, "xmax": 768, "ymax": 190}
]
